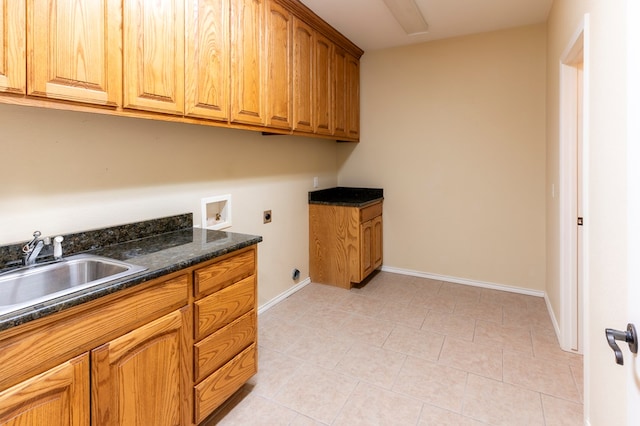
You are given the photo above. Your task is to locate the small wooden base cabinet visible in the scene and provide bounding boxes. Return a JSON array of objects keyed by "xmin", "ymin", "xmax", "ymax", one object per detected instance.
[
  {"xmin": 0, "ymin": 244, "xmax": 258, "ymax": 425},
  {"xmin": 309, "ymin": 201, "xmax": 382, "ymax": 289}
]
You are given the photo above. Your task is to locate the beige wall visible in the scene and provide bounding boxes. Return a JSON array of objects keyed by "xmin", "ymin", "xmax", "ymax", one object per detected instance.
[
  {"xmin": 0, "ymin": 104, "xmax": 338, "ymax": 305},
  {"xmin": 338, "ymin": 25, "xmax": 547, "ymax": 292}
]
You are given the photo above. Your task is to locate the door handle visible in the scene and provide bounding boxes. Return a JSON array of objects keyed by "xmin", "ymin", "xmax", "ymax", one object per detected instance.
[{"xmin": 605, "ymin": 323, "xmax": 638, "ymax": 365}]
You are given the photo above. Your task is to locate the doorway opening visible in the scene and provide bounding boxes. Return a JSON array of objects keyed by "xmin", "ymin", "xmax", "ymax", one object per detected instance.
[{"xmin": 559, "ymin": 19, "xmax": 589, "ymax": 353}]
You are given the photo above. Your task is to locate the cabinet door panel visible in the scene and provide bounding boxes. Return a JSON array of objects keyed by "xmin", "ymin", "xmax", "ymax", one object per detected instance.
[
  {"xmin": 91, "ymin": 307, "xmax": 189, "ymax": 426},
  {"xmin": 314, "ymin": 33, "xmax": 332, "ymax": 135},
  {"xmin": 0, "ymin": 0, "xmax": 25, "ymax": 94},
  {"xmin": 333, "ymin": 46, "xmax": 347, "ymax": 138},
  {"xmin": 360, "ymin": 219, "xmax": 373, "ymax": 279},
  {"xmin": 265, "ymin": 0, "xmax": 292, "ymax": 129},
  {"xmin": 27, "ymin": 0, "xmax": 121, "ymax": 105},
  {"xmin": 185, "ymin": 0, "xmax": 230, "ymax": 120},
  {"xmin": 230, "ymin": 0, "xmax": 265, "ymax": 125},
  {"xmin": 0, "ymin": 354, "xmax": 89, "ymax": 426},
  {"xmin": 372, "ymin": 215, "xmax": 383, "ymax": 269},
  {"xmin": 347, "ymin": 54, "xmax": 360, "ymax": 139},
  {"xmin": 292, "ymin": 17, "xmax": 313, "ymax": 132},
  {"xmin": 123, "ymin": 0, "xmax": 184, "ymax": 114}
]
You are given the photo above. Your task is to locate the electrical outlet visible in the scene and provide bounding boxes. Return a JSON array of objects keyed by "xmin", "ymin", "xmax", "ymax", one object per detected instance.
[
  {"xmin": 313, "ymin": 177, "xmax": 319, "ymax": 188},
  {"xmin": 263, "ymin": 210, "xmax": 272, "ymax": 224}
]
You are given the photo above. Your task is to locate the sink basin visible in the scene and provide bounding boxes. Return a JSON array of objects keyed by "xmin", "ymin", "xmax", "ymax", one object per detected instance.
[{"xmin": 0, "ymin": 254, "xmax": 147, "ymax": 316}]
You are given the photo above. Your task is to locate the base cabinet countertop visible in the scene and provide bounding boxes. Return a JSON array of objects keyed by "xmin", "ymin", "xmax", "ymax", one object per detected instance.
[{"xmin": 0, "ymin": 216, "xmax": 261, "ymax": 425}]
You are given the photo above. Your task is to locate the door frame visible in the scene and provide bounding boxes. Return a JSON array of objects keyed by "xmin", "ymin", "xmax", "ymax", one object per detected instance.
[
  {"xmin": 559, "ymin": 15, "xmax": 590, "ymax": 354},
  {"xmin": 626, "ymin": 0, "xmax": 640, "ymax": 416}
]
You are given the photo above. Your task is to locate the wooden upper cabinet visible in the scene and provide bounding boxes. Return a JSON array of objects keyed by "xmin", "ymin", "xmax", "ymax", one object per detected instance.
[
  {"xmin": 0, "ymin": 354, "xmax": 89, "ymax": 426},
  {"xmin": 314, "ymin": 32, "xmax": 332, "ymax": 135},
  {"xmin": 26, "ymin": 0, "xmax": 121, "ymax": 106},
  {"xmin": 185, "ymin": 0, "xmax": 230, "ymax": 121},
  {"xmin": 347, "ymin": 53, "xmax": 360, "ymax": 139},
  {"xmin": 0, "ymin": 0, "xmax": 362, "ymax": 141},
  {"xmin": 292, "ymin": 17, "xmax": 313, "ymax": 133},
  {"xmin": 91, "ymin": 307, "xmax": 189, "ymax": 426},
  {"xmin": 230, "ymin": 0, "xmax": 265, "ymax": 126},
  {"xmin": 123, "ymin": 0, "xmax": 185, "ymax": 115},
  {"xmin": 333, "ymin": 46, "xmax": 347, "ymax": 138},
  {"xmin": 265, "ymin": 0, "xmax": 292, "ymax": 129},
  {"xmin": 0, "ymin": 0, "xmax": 25, "ymax": 94}
]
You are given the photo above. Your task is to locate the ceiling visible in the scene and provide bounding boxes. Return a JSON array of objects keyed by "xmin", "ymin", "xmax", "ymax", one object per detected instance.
[{"xmin": 299, "ymin": 0, "xmax": 553, "ymax": 52}]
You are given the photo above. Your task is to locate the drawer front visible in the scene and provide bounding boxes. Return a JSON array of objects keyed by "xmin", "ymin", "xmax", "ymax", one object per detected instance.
[
  {"xmin": 194, "ymin": 343, "xmax": 257, "ymax": 424},
  {"xmin": 360, "ymin": 202, "xmax": 382, "ymax": 223},
  {"xmin": 194, "ymin": 276, "xmax": 255, "ymax": 341},
  {"xmin": 194, "ymin": 248, "xmax": 255, "ymax": 299},
  {"xmin": 194, "ymin": 310, "xmax": 256, "ymax": 383}
]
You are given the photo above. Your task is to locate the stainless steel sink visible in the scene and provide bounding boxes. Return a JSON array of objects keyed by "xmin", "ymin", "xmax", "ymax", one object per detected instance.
[{"xmin": 0, "ymin": 254, "xmax": 147, "ymax": 315}]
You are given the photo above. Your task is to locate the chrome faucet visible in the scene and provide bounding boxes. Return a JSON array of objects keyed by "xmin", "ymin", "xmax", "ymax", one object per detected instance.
[{"xmin": 22, "ymin": 231, "xmax": 44, "ymax": 266}]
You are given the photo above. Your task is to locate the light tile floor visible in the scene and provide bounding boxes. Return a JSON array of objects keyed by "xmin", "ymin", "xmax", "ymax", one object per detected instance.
[{"xmin": 205, "ymin": 272, "xmax": 583, "ymax": 425}]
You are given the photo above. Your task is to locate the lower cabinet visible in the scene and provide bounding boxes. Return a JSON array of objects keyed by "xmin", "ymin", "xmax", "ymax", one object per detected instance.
[
  {"xmin": 0, "ymin": 354, "xmax": 89, "ymax": 425},
  {"xmin": 309, "ymin": 200, "xmax": 383, "ymax": 288},
  {"xmin": 0, "ymin": 243, "xmax": 259, "ymax": 426},
  {"xmin": 91, "ymin": 307, "xmax": 190, "ymax": 426}
]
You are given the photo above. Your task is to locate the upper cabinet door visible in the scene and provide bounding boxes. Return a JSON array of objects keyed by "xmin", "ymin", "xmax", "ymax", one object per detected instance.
[
  {"xmin": 230, "ymin": 0, "xmax": 265, "ymax": 126},
  {"xmin": 123, "ymin": 0, "xmax": 185, "ymax": 115},
  {"xmin": 292, "ymin": 17, "xmax": 313, "ymax": 133},
  {"xmin": 333, "ymin": 46, "xmax": 347, "ymax": 138},
  {"xmin": 346, "ymin": 53, "xmax": 360, "ymax": 140},
  {"xmin": 27, "ymin": 0, "xmax": 121, "ymax": 105},
  {"xmin": 0, "ymin": 0, "xmax": 25, "ymax": 94},
  {"xmin": 265, "ymin": 0, "xmax": 292, "ymax": 130},
  {"xmin": 185, "ymin": 0, "xmax": 230, "ymax": 121},
  {"xmin": 313, "ymin": 33, "xmax": 332, "ymax": 135}
]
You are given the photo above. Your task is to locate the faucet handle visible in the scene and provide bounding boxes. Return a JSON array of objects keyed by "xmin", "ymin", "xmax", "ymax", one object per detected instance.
[{"xmin": 22, "ymin": 231, "xmax": 42, "ymax": 253}]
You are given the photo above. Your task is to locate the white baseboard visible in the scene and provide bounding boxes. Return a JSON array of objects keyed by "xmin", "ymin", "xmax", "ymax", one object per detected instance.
[
  {"xmin": 258, "ymin": 277, "xmax": 311, "ymax": 315},
  {"xmin": 380, "ymin": 265, "xmax": 546, "ymax": 298}
]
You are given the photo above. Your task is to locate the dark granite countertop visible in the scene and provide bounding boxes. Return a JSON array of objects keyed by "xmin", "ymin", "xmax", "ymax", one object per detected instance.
[
  {"xmin": 309, "ymin": 187, "xmax": 383, "ymax": 207},
  {"xmin": 0, "ymin": 215, "xmax": 261, "ymax": 332}
]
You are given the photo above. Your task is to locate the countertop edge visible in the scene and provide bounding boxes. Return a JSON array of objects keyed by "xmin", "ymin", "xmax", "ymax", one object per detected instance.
[{"xmin": 308, "ymin": 197, "xmax": 383, "ymax": 208}]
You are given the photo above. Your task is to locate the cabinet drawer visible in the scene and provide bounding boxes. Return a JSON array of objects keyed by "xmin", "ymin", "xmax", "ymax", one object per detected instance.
[
  {"xmin": 194, "ymin": 275, "xmax": 255, "ymax": 341},
  {"xmin": 194, "ymin": 343, "xmax": 257, "ymax": 424},
  {"xmin": 194, "ymin": 310, "xmax": 256, "ymax": 383},
  {"xmin": 360, "ymin": 202, "xmax": 382, "ymax": 223},
  {"xmin": 194, "ymin": 248, "xmax": 255, "ymax": 298}
]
